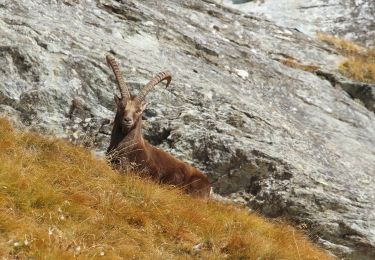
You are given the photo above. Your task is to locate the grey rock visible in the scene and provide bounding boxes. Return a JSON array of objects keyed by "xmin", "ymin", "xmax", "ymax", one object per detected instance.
[
  {"xmin": 341, "ymin": 83, "xmax": 375, "ymax": 113},
  {"xmin": 316, "ymin": 70, "xmax": 375, "ymax": 113},
  {"xmin": 222, "ymin": 0, "xmax": 375, "ymax": 47},
  {"xmin": 0, "ymin": 0, "xmax": 374, "ymax": 259}
]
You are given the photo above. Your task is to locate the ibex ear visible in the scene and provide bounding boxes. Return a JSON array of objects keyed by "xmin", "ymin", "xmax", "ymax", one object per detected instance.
[{"xmin": 114, "ymin": 95, "xmax": 121, "ymax": 105}]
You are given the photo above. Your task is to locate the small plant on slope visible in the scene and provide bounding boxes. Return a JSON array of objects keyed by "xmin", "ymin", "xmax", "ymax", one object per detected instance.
[{"xmin": 317, "ymin": 33, "xmax": 375, "ymax": 83}]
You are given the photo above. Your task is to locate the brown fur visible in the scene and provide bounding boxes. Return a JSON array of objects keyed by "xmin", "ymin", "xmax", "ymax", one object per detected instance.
[{"xmin": 106, "ymin": 84, "xmax": 211, "ymax": 199}]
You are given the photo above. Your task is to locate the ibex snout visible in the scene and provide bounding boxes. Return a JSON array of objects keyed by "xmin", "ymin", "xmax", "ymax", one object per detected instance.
[{"xmin": 123, "ymin": 116, "xmax": 133, "ymax": 127}]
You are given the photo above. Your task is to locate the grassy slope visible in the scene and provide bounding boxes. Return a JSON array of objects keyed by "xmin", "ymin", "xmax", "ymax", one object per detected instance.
[
  {"xmin": 0, "ymin": 118, "xmax": 330, "ymax": 259},
  {"xmin": 317, "ymin": 33, "xmax": 375, "ymax": 83}
]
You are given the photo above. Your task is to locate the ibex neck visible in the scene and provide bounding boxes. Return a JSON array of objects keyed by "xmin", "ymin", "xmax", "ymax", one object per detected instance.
[{"xmin": 123, "ymin": 118, "xmax": 143, "ymax": 144}]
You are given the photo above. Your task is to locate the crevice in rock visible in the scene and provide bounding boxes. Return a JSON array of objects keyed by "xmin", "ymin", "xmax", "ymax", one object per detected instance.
[
  {"xmin": 229, "ymin": 104, "xmax": 273, "ymax": 127},
  {"xmin": 143, "ymin": 122, "xmax": 172, "ymax": 146},
  {"xmin": 0, "ymin": 46, "xmax": 41, "ymax": 82},
  {"xmin": 315, "ymin": 70, "xmax": 375, "ymax": 113},
  {"xmin": 2, "ymin": 18, "xmax": 41, "ymax": 36},
  {"xmin": 100, "ymin": 2, "xmax": 142, "ymax": 22},
  {"xmin": 298, "ymin": 4, "xmax": 339, "ymax": 10}
]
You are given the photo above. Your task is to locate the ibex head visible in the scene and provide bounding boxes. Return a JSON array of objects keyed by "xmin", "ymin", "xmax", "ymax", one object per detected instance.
[{"xmin": 106, "ymin": 55, "xmax": 172, "ymax": 131}]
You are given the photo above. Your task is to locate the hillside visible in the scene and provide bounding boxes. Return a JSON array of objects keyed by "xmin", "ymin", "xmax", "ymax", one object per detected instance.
[
  {"xmin": 0, "ymin": 118, "xmax": 330, "ymax": 259},
  {"xmin": 1, "ymin": 0, "xmax": 374, "ymax": 259}
]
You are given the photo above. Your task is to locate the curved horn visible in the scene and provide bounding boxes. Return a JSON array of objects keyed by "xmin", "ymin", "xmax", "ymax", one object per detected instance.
[
  {"xmin": 136, "ymin": 71, "xmax": 172, "ymax": 102},
  {"xmin": 106, "ymin": 55, "xmax": 131, "ymax": 99}
]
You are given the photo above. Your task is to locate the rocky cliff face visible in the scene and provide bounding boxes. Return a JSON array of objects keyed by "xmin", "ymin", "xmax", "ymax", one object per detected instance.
[
  {"xmin": 222, "ymin": 0, "xmax": 375, "ymax": 48},
  {"xmin": 0, "ymin": 0, "xmax": 374, "ymax": 259}
]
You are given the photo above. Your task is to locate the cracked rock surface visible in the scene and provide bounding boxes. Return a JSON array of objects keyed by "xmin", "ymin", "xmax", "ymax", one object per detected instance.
[
  {"xmin": 0, "ymin": 0, "xmax": 374, "ymax": 258},
  {"xmin": 222, "ymin": 0, "xmax": 375, "ymax": 47}
]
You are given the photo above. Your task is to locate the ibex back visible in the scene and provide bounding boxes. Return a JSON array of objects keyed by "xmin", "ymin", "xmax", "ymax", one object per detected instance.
[{"xmin": 105, "ymin": 55, "xmax": 211, "ymax": 198}]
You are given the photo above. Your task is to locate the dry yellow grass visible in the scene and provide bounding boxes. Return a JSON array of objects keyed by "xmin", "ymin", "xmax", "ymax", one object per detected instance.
[
  {"xmin": 279, "ymin": 58, "xmax": 319, "ymax": 73},
  {"xmin": 317, "ymin": 33, "xmax": 375, "ymax": 83},
  {"xmin": 0, "ymin": 117, "xmax": 331, "ymax": 259}
]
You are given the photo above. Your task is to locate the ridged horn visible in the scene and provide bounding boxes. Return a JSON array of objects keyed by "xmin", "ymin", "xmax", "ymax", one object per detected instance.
[
  {"xmin": 136, "ymin": 71, "xmax": 172, "ymax": 102},
  {"xmin": 106, "ymin": 55, "xmax": 131, "ymax": 99}
]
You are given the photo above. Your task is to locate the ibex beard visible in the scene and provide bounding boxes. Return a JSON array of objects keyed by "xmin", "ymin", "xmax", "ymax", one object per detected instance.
[{"xmin": 105, "ymin": 55, "xmax": 211, "ymax": 198}]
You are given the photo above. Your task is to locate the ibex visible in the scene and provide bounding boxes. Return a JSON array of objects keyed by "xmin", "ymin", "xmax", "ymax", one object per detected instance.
[{"xmin": 105, "ymin": 55, "xmax": 211, "ymax": 198}]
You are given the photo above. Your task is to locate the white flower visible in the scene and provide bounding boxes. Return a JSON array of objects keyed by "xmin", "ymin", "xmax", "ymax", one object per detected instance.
[{"xmin": 192, "ymin": 243, "xmax": 203, "ymax": 251}]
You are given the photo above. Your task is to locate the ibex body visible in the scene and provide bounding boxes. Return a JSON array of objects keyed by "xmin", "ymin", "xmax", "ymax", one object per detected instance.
[{"xmin": 105, "ymin": 55, "xmax": 211, "ymax": 198}]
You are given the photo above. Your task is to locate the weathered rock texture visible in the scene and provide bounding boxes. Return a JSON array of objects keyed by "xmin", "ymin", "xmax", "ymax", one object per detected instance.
[
  {"xmin": 222, "ymin": 0, "xmax": 375, "ymax": 47},
  {"xmin": 0, "ymin": 0, "xmax": 374, "ymax": 259}
]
